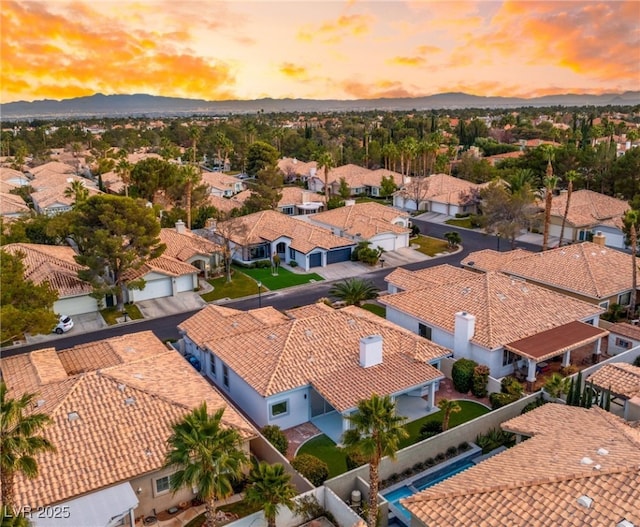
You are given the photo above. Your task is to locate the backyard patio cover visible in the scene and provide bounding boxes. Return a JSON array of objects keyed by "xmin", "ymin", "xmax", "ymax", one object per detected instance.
[{"xmin": 504, "ymin": 321, "xmax": 609, "ymax": 363}]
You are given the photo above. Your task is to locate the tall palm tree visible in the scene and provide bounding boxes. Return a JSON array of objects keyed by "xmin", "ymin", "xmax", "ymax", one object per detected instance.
[
  {"xmin": 437, "ymin": 398, "xmax": 461, "ymax": 431},
  {"xmin": 63, "ymin": 179, "xmax": 89, "ymax": 205},
  {"xmin": 558, "ymin": 170, "xmax": 578, "ymax": 247},
  {"xmin": 164, "ymin": 404, "xmax": 248, "ymax": 527},
  {"xmin": 115, "ymin": 157, "xmax": 133, "ymax": 197},
  {"xmin": 316, "ymin": 151, "xmax": 335, "ymax": 203},
  {"xmin": 342, "ymin": 394, "xmax": 408, "ymax": 527},
  {"xmin": 506, "ymin": 168, "xmax": 535, "ymax": 195},
  {"xmin": 541, "ymin": 156, "xmax": 558, "ymax": 251},
  {"xmin": 180, "ymin": 164, "xmax": 201, "ymax": 230},
  {"xmin": 624, "ymin": 209, "xmax": 639, "ymax": 319},
  {"xmin": 244, "ymin": 462, "xmax": 297, "ymax": 527},
  {"xmin": 1, "ymin": 381, "xmax": 56, "ymax": 508},
  {"xmin": 328, "ymin": 278, "xmax": 379, "ymax": 307}
]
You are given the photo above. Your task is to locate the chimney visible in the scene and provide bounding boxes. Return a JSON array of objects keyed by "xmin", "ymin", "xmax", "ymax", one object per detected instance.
[
  {"xmin": 592, "ymin": 231, "xmax": 606, "ymax": 247},
  {"xmin": 205, "ymin": 218, "xmax": 217, "ymax": 231},
  {"xmin": 453, "ymin": 311, "xmax": 475, "ymax": 357},
  {"xmin": 175, "ymin": 220, "xmax": 186, "ymax": 234},
  {"xmin": 359, "ymin": 335, "xmax": 383, "ymax": 368}
]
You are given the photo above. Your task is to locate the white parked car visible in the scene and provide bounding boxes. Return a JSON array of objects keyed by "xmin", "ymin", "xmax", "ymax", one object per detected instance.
[{"xmin": 53, "ymin": 315, "xmax": 74, "ymax": 334}]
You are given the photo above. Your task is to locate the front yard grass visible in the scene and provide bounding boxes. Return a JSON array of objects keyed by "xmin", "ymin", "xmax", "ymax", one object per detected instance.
[
  {"xmin": 200, "ymin": 271, "xmax": 258, "ymax": 302},
  {"xmin": 410, "ymin": 235, "xmax": 450, "ymax": 256},
  {"xmin": 235, "ymin": 265, "xmax": 323, "ymax": 290},
  {"xmin": 296, "ymin": 434, "xmax": 348, "ymax": 478},
  {"xmin": 100, "ymin": 304, "xmax": 143, "ymax": 325},
  {"xmin": 445, "ymin": 217, "xmax": 474, "ymax": 229}
]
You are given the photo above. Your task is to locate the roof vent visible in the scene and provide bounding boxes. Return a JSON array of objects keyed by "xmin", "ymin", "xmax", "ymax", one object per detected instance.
[
  {"xmin": 348, "ymin": 319, "xmax": 356, "ymax": 327},
  {"xmin": 496, "ymin": 293, "xmax": 507, "ymax": 301},
  {"xmin": 467, "ymin": 261, "xmax": 475, "ymax": 266},
  {"xmin": 231, "ymin": 321, "xmax": 239, "ymax": 328},
  {"xmin": 133, "ymin": 373, "xmax": 144, "ymax": 379},
  {"xmin": 118, "ymin": 383, "xmax": 126, "ymax": 392},
  {"xmin": 596, "ymin": 447, "xmax": 609, "ymax": 456},
  {"xmin": 616, "ymin": 520, "xmax": 634, "ymax": 527},
  {"xmin": 593, "ymin": 464, "xmax": 601, "ymax": 470},
  {"xmin": 125, "ymin": 397, "xmax": 136, "ymax": 406},
  {"xmin": 67, "ymin": 411, "xmax": 80, "ymax": 422},
  {"xmin": 461, "ymin": 287, "xmax": 471, "ymax": 295},
  {"xmin": 576, "ymin": 495, "xmax": 593, "ymax": 509},
  {"xmin": 35, "ymin": 399, "xmax": 46, "ymax": 408},
  {"xmin": 580, "ymin": 457, "xmax": 593, "ymax": 465},
  {"xmin": 145, "ymin": 447, "xmax": 152, "ymax": 457},
  {"xmin": 267, "ymin": 334, "xmax": 276, "ymax": 340},
  {"xmin": 305, "ymin": 329, "xmax": 313, "ymax": 337}
]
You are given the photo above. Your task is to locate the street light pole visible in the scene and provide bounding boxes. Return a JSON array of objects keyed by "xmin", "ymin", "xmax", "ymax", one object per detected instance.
[{"xmin": 257, "ymin": 281, "xmax": 262, "ymax": 308}]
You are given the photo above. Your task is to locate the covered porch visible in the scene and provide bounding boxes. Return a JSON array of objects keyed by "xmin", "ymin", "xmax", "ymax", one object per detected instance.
[{"xmin": 505, "ymin": 321, "xmax": 609, "ymax": 391}]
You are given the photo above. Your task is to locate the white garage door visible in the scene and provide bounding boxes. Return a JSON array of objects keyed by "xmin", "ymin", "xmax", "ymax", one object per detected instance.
[
  {"xmin": 132, "ymin": 278, "xmax": 173, "ymax": 301},
  {"xmin": 54, "ymin": 295, "xmax": 99, "ymax": 316},
  {"xmin": 175, "ymin": 274, "xmax": 195, "ymax": 293},
  {"xmin": 370, "ymin": 234, "xmax": 397, "ymax": 252},
  {"xmin": 431, "ymin": 201, "xmax": 448, "ymax": 215}
]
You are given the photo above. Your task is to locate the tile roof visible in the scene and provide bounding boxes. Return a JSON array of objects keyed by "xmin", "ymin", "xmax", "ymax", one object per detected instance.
[
  {"xmin": 548, "ymin": 189, "xmax": 629, "ymax": 228},
  {"xmin": 160, "ymin": 227, "xmax": 222, "ymax": 262},
  {"xmin": 277, "ymin": 157, "xmax": 317, "ymax": 177},
  {"xmin": 180, "ymin": 304, "xmax": 448, "ymax": 410},
  {"xmin": 385, "ymin": 264, "xmax": 476, "ymax": 291},
  {"xmin": 31, "ymin": 184, "xmax": 101, "ymax": 210},
  {"xmin": 461, "ymin": 248, "xmax": 533, "ymax": 272},
  {"xmin": 28, "ymin": 161, "xmax": 76, "ymax": 177},
  {"xmin": 323, "ymin": 164, "xmax": 372, "ymax": 186},
  {"xmin": 501, "ymin": 242, "xmax": 637, "ymax": 299},
  {"xmin": 217, "ymin": 209, "xmax": 355, "ymax": 253},
  {"xmin": 0, "ymin": 331, "xmax": 256, "ymax": 508},
  {"xmin": 0, "ymin": 167, "xmax": 30, "ymax": 185},
  {"xmin": 311, "ymin": 202, "xmax": 409, "ymax": 239},
  {"xmin": 404, "ymin": 404, "xmax": 640, "ymax": 526},
  {"xmin": 609, "ymin": 322, "xmax": 640, "ymax": 340},
  {"xmin": 379, "ymin": 269, "xmax": 603, "ymax": 349},
  {"xmin": 123, "ymin": 254, "xmax": 199, "ymax": 280},
  {"xmin": 278, "ymin": 187, "xmax": 326, "ymax": 207},
  {"xmin": 0, "ymin": 192, "xmax": 29, "ymax": 215},
  {"xmin": 396, "ymin": 173, "xmax": 480, "ymax": 205},
  {"xmin": 206, "ymin": 194, "xmax": 245, "ymax": 214},
  {"xmin": 201, "ymin": 171, "xmax": 244, "ymax": 192},
  {"xmin": 2, "ymin": 243, "xmax": 93, "ymax": 297},
  {"xmin": 587, "ymin": 363, "xmax": 640, "ymax": 399}
]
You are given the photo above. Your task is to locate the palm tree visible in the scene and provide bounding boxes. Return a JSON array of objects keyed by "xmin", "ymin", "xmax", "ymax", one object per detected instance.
[
  {"xmin": 316, "ymin": 151, "xmax": 334, "ymax": 203},
  {"xmin": 444, "ymin": 231, "xmax": 462, "ymax": 249},
  {"xmin": 180, "ymin": 164, "xmax": 201, "ymax": 230},
  {"xmin": 244, "ymin": 461, "xmax": 297, "ymax": 527},
  {"xmin": 328, "ymin": 278, "xmax": 379, "ymax": 307},
  {"xmin": 541, "ymin": 171, "xmax": 558, "ymax": 251},
  {"xmin": 164, "ymin": 404, "xmax": 248, "ymax": 527},
  {"xmin": 63, "ymin": 179, "xmax": 89, "ymax": 205},
  {"xmin": 624, "ymin": 209, "xmax": 639, "ymax": 319},
  {"xmin": 115, "ymin": 157, "xmax": 133, "ymax": 197},
  {"xmin": 437, "ymin": 398, "xmax": 461, "ymax": 431},
  {"xmin": 558, "ymin": 170, "xmax": 578, "ymax": 247},
  {"xmin": 506, "ymin": 169, "xmax": 535, "ymax": 195},
  {"xmin": 543, "ymin": 373, "xmax": 571, "ymax": 400},
  {"xmin": 342, "ymin": 394, "xmax": 408, "ymax": 527},
  {"xmin": 0, "ymin": 381, "xmax": 56, "ymax": 508}
]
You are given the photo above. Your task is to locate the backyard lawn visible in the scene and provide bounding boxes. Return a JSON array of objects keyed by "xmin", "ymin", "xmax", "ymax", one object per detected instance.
[
  {"xmin": 410, "ymin": 235, "xmax": 450, "ymax": 256},
  {"xmin": 298, "ymin": 401, "xmax": 490, "ymax": 477}
]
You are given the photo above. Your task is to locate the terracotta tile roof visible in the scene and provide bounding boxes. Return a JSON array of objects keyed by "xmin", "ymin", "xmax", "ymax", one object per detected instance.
[
  {"xmin": 548, "ymin": 189, "xmax": 629, "ymax": 228},
  {"xmin": 181, "ymin": 305, "xmax": 449, "ymax": 409},
  {"xmin": 502, "ymin": 242, "xmax": 637, "ymax": 299},
  {"xmin": 218, "ymin": 209, "xmax": 355, "ymax": 253},
  {"xmin": 505, "ymin": 321, "xmax": 608, "ymax": 361},
  {"xmin": 100, "ymin": 170, "xmax": 124, "ymax": 193},
  {"xmin": 31, "ymin": 184, "xmax": 101, "ymax": 210},
  {"xmin": 30, "ymin": 172, "xmax": 91, "ymax": 192},
  {"xmin": 385, "ymin": 264, "xmax": 476, "ymax": 291},
  {"xmin": 28, "ymin": 161, "xmax": 76, "ymax": 177},
  {"xmin": 286, "ymin": 302, "xmax": 336, "ymax": 319},
  {"xmin": 311, "ymin": 202, "xmax": 409, "ymax": 239},
  {"xmin": 609, "ymin": 322, "xmax": 640, "ymax": 340},
  {"xmin": 160, "ymin": 227, "xmax": 222, "ymax": 262},
  {"xmin": 0, "ymin": 192, "xmax": 29, "ymax": 215},
  {"xmin": 588, "ymin": 363, "xmax": 640, "ymax": 399},
  {"xmin": 324, "ymin": 164, "xmax": 372, "ymax": 186},
  {"xmin": 379, "ymin": 269, "xmax": 603, "ymax": 349},
  {"xmin": 277, "ymin": 157, "xmax": 317, "ymax": 177},
  {"xmin": 0, "ymin": 331, "xmax": 256, "ymax": 508},
  {"xmin": 0, "ymin": 167, "xmax": 30, "ymax": 185},
  {"xmin": 2, "ymin": 243, "xmax": 92, "ymax": 297},
  {"xmin": 206, "ymin": 194, "xmax": 245, "ymax": 214},
  {"xmin": 201, "ymin": 171, "xmax": 244, "ymax": 192},
  {"xmin": 396, "ymin": 173, "xmax": 480, "ymax": 205},
  {"xmin": 461, "ymin": 248, "xmax": 533, "ymax": 272},
  {"xmin": 278, "ymin": 187, "xmax": 326, "ymax": 207},
  {"xmin": 404, "ymin": 405, "xmax": 640, "ymax": 526},
  {"xmin": 123, "ymin": 254, "xmax": 199, "ymax": 280}
]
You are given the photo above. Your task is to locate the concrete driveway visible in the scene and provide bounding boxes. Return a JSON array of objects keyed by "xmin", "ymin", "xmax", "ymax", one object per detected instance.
[{"xmin": 135, "ymin": 291, "xmax": 206, "ymax": 318}]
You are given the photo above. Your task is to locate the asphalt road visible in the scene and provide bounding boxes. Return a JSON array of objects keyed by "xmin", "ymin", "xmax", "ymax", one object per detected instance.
[{"xmin": 2, "ymin": 221, "xmax": 541, "ymax": 357}]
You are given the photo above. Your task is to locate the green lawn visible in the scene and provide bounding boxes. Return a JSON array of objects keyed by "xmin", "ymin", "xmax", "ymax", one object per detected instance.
[
  {"xmin": 361, "ymin": 303, "xmax": 386, "ymax": 318},
  {"xmin": 100, "ymin": 304, "xmax": 143, "ymax": 325},
  {"xmin": 235, "ymin": 265, "xmax": 323, "ymax": 290},
  {"xmin": 296, "ymin": 434, "xmax": 348, "ymax": 478},
  {"xmin": 410, "ymin": 235, "xmax": 450, "ymax": 256},
  {"xmin": 298, "ymin": 401, "xmax": 490, "ymax": 477},
  {"xmin": 445, "ymin": 217, "xmax": 474, "ymax": 228},
  {"xmin": 200, "ymin": 271, "xmax": 259, "ymax": 302}
]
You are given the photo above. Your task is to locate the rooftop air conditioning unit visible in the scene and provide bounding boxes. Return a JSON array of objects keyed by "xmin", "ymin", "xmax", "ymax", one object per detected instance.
[{"xmin": 576, "ymin": 495, "xmax": 593, "ymax": 508}]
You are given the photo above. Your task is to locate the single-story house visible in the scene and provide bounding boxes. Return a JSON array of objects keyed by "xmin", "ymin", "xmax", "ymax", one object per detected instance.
[
  {"xmin": 2, "ymin": 242, "xmax": 99, "ymax": 316},
  {"xmin": 0, "ymin": 191, "xmax": 29, "ymax": 219},
  {"xmin": 178, "ymin": 303, "xmax": 449, "ymax": 443},
  {"xmin": 122, "ymin": 255, "xmax": 200, "ymax": 302},
  {"xmin": 210, "ymin": 209, "xmax": 356, "ymax": 271},
  {"xmin": 205, "ymin": 194, "xmax": 246, "ymax": 216},
  {"xmin": 403, "ymin": 404, "xmax": 640, "ymax": 526},
  {"xmin": 31, "ymin": 182, "xmax": 101, "ymax": 216},
  {"xmin": 160, "ymin": 220, "xmax": 223, "ymax": 278},
  {"xmin": 0, "ymin": 166, "xmax": 31, "ymax": 189},
  {"xmin": 277, "ymin": 187, "xmax": 326, "ymax": 216},
  {"xmin": 545, "ymin": 189, "xmax": 629, "ymax": 249},
  {"xmin": 393, "ymin": 173, "xmax": 481, "ymax": 215},
  {"xmin": 308, "ymin": 164, "xmax": 371, "ymax": 195},
  {"xmin": 310, "ymin": 201, "xmax": 411, "ymax": 252},
  {"xmin": 461, "ymin": 241, "xmax": 639, "ymax": 310},
  {"xmin": 587, "ymin": 363, "xmax": 640, "ymax": 421},
  {"xmin": 606, "ymin": 322, "xmax": 640, "ymax": 355},
  {"xmin": 0, "ymin": 331, "xmax": 256, "ymax": 527},
  {"xmin": 385, "ymin": 264, "xmax": 475, "ymax": 294},
  {"xmin": 379, "ymin": 267, "xmax": 607, "ymax": 382},
  {"xmin": 277, "ymin": 157, "xmax": 318, "ymax": 184},
  {"xmin": 201, "ymin": 171, "xmax": 245, "ymax": 197}
]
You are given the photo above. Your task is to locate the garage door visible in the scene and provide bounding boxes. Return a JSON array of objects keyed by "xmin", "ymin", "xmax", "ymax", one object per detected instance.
[
  {"xmin": 132, "ymin": 278, "xmax": 173, "ymax": 301},
  {"xmin": 309, "ymin": 252, "xmax": 322, "ymax": 268},
  {"xmin": 327, "ymin": 247, "xmax": 352, "ymax": 264}
]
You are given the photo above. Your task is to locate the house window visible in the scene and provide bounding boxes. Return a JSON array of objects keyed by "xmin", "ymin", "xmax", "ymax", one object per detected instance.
[
  {"xmin": 502, "ymin": 349, "xmax": 517, "ymax": 367},
  {"xmin": 418, "ymin": 323, "xmax": 432, "ymax": 340},
  {"xmin": 618, "ymin": 291, "xmax": 631, "ymax": 306},
  {"xmin": 599, "ymin": 301, "xmax": 610, "ymax": 310},
  {"xmin": 270, "ymin": 400, "xmax": 289, "ymax": 418},
  {"xmin": 222, "ymin": 365, "xmax": 229, "ymax": 389},
  {"xmin": 615, "ymin": 337, "xmax": 632, "ymax": 349},
  {"xmin": 250, "ymin": 245, "xmax": 268, "ymax": 260},
  {"xmin": 209, "ymin": 354, "xmax": 216, "ymax": 377},
  {"xmin": 584, "ymin": 319, "xmax": 594, "ymax": 325},
  {"xmin": 281, "ymin": 206, "xmax": 294, "ymax": 215},
  {"xmin": 154, "ymin": 475, "xmax": 173, "ymax": 495},
  {"xmin": 289, "ymin": 248, "xmax": 296, "ymax": 260}
]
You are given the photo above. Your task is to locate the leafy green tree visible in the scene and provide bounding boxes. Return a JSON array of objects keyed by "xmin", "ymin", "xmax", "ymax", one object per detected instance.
[
  {"xmin": 291, "ymin": 453, "xmax": 329, "ymax": 486},
  {"xmin": 329, "ymin": 278, "xmax": 379, "ymax": 306},
  {"xmin": 164, "ymin": 404, "xmax": 248, "ymax": 527},
  {"xmin": 438, "ymin": 398, "xmax": 461, "ymax": 432},
  {"xmin": 130, "ymin": 157, "xmax": 179, "ymax": 201},
  {"xmin": 1, "ymin": 381, "xmax": 56, "ymax": 508},
  {"xmin": 66, "ymin": 195, "xmax": 165, "ymax": 310},
  {"xmin": 379, "ymin": 175, "xmax": 397, "ymax": 202},
  {"xmin": 246, "ymin": 141, "xmax": 279, "ymax": 177},
  {"xmin": 260, "ymin": 425, "xmax": 288, "ymax": 456},
  {"xmin": 0, "ymin": 249, "xmax": 59, "ymax": 342},
  {"xmin": 244, "ymin": 165, "xmax": 283, "ymax": 213},
  {"xmin": 342, "ymin": 395, "xmax": 408, "ymax": 527},
  {"xmin": 444, "ymin": 231, "xmax": 461, "ymax": 249},
  {"xmin": 115, "ymin": 157, "xmax": 133, "ymax": 197},
  {"xmin": 245, "ymin": 461, "xmax": 297, "ymax": 527},
  {"xmin": 338, "ymin": 177, "xmax": 351, "ymax": 199},
  {"xmin": 178, "ymin": 164, "xmax": 203, "ymax": 229}
]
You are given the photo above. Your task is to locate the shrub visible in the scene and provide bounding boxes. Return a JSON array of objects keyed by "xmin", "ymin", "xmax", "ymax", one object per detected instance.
[
  {"xmin": 291, "ymin": 454, "xmax": 329, "ymax": 487},
  {"xmin": 425, "ymin": 457, "xmax": 435, "ymax": 467},
  {"xmin": 435, "ymin": 453, "xmax": 446, "ymax": 462},
  {"xmin": 521, "ymin": 395, "xmax": 547, "ymax": 414},
  {"xmin": 419, "ymin": 420, "xmax": 443, "ymax": 440},
  {"xmin": 471, "ymin": 364, "xmax": 490, "ymax": 398},
  {"xmin": 452, "ymin": 358, "xmax": 478, "ymax": 393},
  {"xmin": 501, "ymin": 376, "xmax": 524, "ymax": 396},
  {"xmin": 260, "ymin": 425, "xmax": 288, "ymax": 456},
  {"xmin": 289, "ymin": 260, "xmax": 298, "ymax": 267},
  {"xmin": 446, "ymin": 446, "xmax": 458, "ymax": 457},
  {"xmin": 634, "ymin": 356, "xmax": 640, "ymax": 367},
  {"xmin": 345, "ymin": 450, "xmax": 367, "ymax": 471},
  {"xmin": 254, "ymin": 259, "xmax": 271, "ymax": 268},
  {"xmin": 410, "ymin": 224, "xmax": 421, "ymax": 237},
  {"xmin": 413, "ymin": 462, "xmax": 424, "ymax": 472},
  {"xmin": 458, "ymin": 442, "xmax": 469, "ymax": 452},
  {"xmin": 489, "ymin": 392, "xmax": 519, "ymax": 409}
]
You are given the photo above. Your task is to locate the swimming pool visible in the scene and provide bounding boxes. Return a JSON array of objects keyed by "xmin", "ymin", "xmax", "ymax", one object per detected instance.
[{"xmin": 383, "ymin": 458, "xmax": 475, "ymax": 523}]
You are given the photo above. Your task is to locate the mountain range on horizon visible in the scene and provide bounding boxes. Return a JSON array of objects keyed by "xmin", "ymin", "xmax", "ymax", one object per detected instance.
[{"xmin": 2, "ymin": 91, "xmax": 640, "ymax": 121}]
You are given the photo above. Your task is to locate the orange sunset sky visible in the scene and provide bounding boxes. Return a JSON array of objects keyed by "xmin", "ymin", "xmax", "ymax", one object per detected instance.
[{"xmin": 2, "ymin": 0, "xmax": 639, "ymax": 104}]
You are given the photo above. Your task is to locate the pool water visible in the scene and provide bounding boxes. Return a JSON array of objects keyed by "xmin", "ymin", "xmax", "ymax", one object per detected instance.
[{"xmin": 383, "ymin": 460, "xmax": 474, "ymax": 522}]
